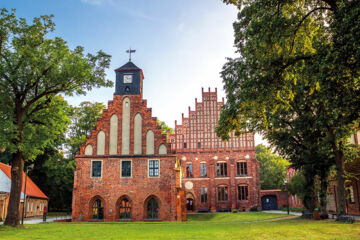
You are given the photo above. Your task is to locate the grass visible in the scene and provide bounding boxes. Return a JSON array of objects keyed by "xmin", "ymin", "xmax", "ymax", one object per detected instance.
[
  {"xmin": 0, "ymin": 212, "xmax": 359, "ymax": 240},
  {"xmin": 187, "ymin": 212, "xmax": 287, "ymax": 222}
]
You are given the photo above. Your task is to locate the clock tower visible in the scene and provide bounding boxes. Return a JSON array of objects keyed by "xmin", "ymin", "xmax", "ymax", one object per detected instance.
[{"xmin": 114, "ymin": 61, "xmax": 144, "ymax": 96}]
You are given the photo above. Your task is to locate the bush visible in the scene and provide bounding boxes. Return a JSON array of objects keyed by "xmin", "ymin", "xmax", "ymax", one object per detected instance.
[
  {"xmin": 232, "ymin": 209, "xmax": 239, "ymax": 213},
  {"xmin": 250, "ymin": 206, "xmax": 259, "ymax": 212}
]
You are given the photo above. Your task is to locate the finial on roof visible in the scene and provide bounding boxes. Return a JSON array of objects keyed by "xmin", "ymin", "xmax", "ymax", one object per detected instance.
[{"xmin": 126, "ymin": 47, "xmax": 136, "ymax": 62}]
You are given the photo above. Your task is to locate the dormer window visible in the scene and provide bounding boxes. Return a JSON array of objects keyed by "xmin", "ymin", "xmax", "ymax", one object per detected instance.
[{"xmin": 123, "ymin": 74, "xmax": 133, "ymax": 83}]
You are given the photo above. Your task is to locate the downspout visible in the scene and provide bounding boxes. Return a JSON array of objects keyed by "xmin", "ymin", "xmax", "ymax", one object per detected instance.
[{"xmin": 356, "ymin": 178, "xmax": 360, "ymax": 214}]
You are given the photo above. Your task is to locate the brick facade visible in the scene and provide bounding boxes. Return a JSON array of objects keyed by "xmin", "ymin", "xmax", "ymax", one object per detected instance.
[
  {"xmin": 72, "ymin": 61, "xmax": 186, "ymax": 222},
  {"xmin": 286, "ymin": 168, "xmax": 303, "ymax": 208},
  {"xmin": 170, "ymin": 88, "xmax": 260, "ymax": 212}
]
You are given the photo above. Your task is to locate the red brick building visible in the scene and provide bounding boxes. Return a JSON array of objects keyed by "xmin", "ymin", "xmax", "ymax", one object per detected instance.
[
  {"xmin": 72, "ymin": 61, "xmax": 186, "ymax": 222},
  {"xmin": 286, "ymin": 168, "xmax": 303, "ymax": 209},
  {"xmin": 169, "ymin": 88, "xmax": 260, "ymax": 212},
  {"xmin": 327, "ymin": 131, "xmax": 360, "ymax": 215}
]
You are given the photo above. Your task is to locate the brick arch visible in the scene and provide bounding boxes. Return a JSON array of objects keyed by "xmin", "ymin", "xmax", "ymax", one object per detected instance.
[
  {"xmin": 115, "ymin": 195, "xmax": 132, "ymax": 220},
  {"xmin": 143, "ymin": 195, "xmax": 161, "ymax": 219},
  {"xmin": 89, "ymin": 195, "xmax": 106, "ymax": 220}
]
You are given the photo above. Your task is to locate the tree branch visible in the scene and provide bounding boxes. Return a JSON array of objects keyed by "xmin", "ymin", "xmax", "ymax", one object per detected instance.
[{"xmin": 290, "ymin": 6, "xmax": 332, "ymax": 54}]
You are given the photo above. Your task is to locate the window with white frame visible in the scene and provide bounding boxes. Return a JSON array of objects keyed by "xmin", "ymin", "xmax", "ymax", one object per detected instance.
[
  {"xmin": 91, "ymin": 160, "xmax": 102, "ymax": 178},
  {"xmin": 149, "ymin": 160, "xmax": 159, "ymax": 177}
]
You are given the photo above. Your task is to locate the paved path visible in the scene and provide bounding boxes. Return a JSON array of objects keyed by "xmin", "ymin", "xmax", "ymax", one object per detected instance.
[
  {"xmin": 262, "ymin": 210, "xmax": 302, "ymax": 216},
  {"xmin": 0, "ymin": 215, "xmax": 72, "ymax": 225}
]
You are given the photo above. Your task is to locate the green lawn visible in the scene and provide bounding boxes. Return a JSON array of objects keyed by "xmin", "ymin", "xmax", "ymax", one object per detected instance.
[{"xmin": 0, "ymin": 212, "xmax": 359, "ymax": 240}]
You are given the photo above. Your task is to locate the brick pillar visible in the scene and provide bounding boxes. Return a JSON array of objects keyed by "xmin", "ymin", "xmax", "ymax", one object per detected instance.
[
  {"xmin": 230, "ymin": 161, "xmax": 237, "ymax": 210},
  {"xmin": 209, "ymin": 161, "xmax": 216, "ymax": 212}
]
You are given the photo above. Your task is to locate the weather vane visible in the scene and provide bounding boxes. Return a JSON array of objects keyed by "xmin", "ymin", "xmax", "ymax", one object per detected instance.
[{"xmin": 126, "ymin": 47, "xmax": 136, "ymax": 62}]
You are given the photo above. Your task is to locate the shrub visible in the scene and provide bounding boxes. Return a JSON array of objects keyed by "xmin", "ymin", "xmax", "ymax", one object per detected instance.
[
  {"xmin": 232, "ymin": 209, "xmax": 239, "ymax": 213},
  {"xmin": 250, "ymin": 206, "xmax": 258, "ymax": 212}
]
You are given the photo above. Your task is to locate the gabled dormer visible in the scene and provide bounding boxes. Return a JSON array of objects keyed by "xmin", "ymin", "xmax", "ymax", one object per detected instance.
[{"xmin": 114, "ymin": 61, "xmax": 144, "ymax": 96}]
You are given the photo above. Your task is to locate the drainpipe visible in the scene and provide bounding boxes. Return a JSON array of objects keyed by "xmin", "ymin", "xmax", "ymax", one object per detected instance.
[{"xmin": 356, "ymin": 178, "xmax": 360, "ymax": 214}]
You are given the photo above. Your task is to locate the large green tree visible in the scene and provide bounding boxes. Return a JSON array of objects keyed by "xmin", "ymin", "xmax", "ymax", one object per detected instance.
[
  {"xmin": 67, "ymin": 101, "xmax": 106, "ymax": 158},
  {"xmin": 255, "ymin": 144, "xmax": 289, "ymax": 190},
  {"xmin": 0, "ymin": 9, "xmax": 112, "ymax": 226},
  {"xmin": 217, "ymin": 0, "xmax": 360, "ymax": 216}
]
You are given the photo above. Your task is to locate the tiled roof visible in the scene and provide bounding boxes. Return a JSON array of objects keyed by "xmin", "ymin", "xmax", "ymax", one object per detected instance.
[
  {"xmin": 114, "ymin": 61, "xmax": 141, "ymax": 72},
  {"xmin": 0, "ymin": 162, "xmax": 48, "ymax": 199}
]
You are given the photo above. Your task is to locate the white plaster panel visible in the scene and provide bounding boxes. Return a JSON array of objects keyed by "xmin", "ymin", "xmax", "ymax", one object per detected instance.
[
  {"xmin": 158, "ymin": 144, "xmax": 167, "ymax": 155},
  {"xmin": 97, "ymin": 130, "xmax": 105, "ymax": 155},
  {"xmin": 122, "ymin": 98, "xmax": 131, "ymax": 155},
  {"xmin": 146, "ymin": 130, "xmax": 154, "ymax": 155},
  {"xmin": 134, "ymin": 113, "xmax": 142, "ymax": 155},
  {"xmin": 84, "ymin": 145, "xmax": 93, "ymax": 155},
  {"xmin": 109, "ymin": 114, "xmax": 118, "ymax": 155}
]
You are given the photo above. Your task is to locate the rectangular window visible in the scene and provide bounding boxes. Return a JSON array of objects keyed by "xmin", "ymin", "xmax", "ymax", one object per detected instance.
[
  {"xmin": 149, "ymin": 160, "xmax": 159, "ymax": 177},
  {"xmin": 186, "ymin": 163, "xmax": 193, "ymax": 178},
  {"xmin": 201, "ymin": 187, "xmax": 207, "ymax": 203},
  {"xmin": 200, "ymin": 163, "xmax": 207, "ymax": 177},
  {"xmin": 121, "ymin": 160, "xmax": 131, "ymax": 177},
  {"xmin": 91, "ymin": 161, "xmax": 102, "ymax": 178},
  {"xmin": 216, "ymin": 162, "xmax": 227, "ymax": 177},
  {"xmin": 197, "ymin": 142, "xmax": 201, "ymax": 148},
  {"xmin": 184, "ymin": 143, "xmax": 187, "ymax": 149},
  {"xmin": 238, "ymin": 186, "xmax": 248, "ymax": 200},
  {"xmin": 237, "ymin": 162, "xmax": 248, "ymax": 176},
  {"xmin": 218, "ymin": 186, "xmax": 228, "ymax": 201}
]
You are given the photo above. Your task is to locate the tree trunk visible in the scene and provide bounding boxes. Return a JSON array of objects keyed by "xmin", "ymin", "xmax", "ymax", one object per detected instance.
[
  {"xmin": 329, "ymin": 130, "xmax": 346, "ymax": 216},
  {"xmin": 335, "ymin": 149, "xmax": 346, "ymax": 216},
  {"xmin": 319, "ymin": 176, "xmax": 328, "ymax": 219},
  {"xmin": 4, "ymin": 150, "xmax": 24, "ymax": 227}
]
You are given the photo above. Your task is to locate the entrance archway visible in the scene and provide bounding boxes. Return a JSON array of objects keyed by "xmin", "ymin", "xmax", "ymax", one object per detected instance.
[
  {"xmin": 186, "ymin": 192, "xmax": 195, "ymax": 211},
  {"xmin": 91, "ymin": 198, "xmax": 104, "ymax": 219},
  {"xmin": 145, "ymin": 196, "xmax": 159, "ymax": 219},
  {"xmin": 119, "ymin": 198, "xmax": 131, "ymax": 219}
]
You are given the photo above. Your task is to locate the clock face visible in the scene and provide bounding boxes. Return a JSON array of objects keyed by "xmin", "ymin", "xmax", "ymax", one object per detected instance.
[
  {"xmin": 123, "ymin": 74, "xmax": 133, "ymax": 83},
  {"xmin": 185, "ymin": 181, "xmax": 193, "ymax": 190}
]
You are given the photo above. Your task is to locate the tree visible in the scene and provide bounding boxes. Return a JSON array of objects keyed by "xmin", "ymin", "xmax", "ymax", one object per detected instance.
[
  {"xmin": 0, "ymin": 9, "xmax": 112, "ymax": 226},
  {"xmin": 217, "ymin": 0, "xmax": 360, "ymax": 216},
  {"xmin": 28, "ymin": 146, "xmax": 74, "ymax": 212},
  {"xmin": 157, "ymin": 120, "xmax": 174, "ymax": 135},
  {"xmin": 67, "ymin": 101, "xmax": 106, "ymax": 158},
  {"xmin": 255, "ymin": 144, "xmax": 289, "ymax": 190}
]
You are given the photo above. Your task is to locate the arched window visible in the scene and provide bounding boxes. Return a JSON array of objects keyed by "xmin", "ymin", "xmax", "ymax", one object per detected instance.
[
  {"xmin": 119, "ymin": 198, "xmax": 131, "ymax": 219},
  {"xmin": 146, "ymin": 198, "xmax": 159, "ymax": 219},
  {"xmin": 92, "ymin": 199, "xmax": 104, "ymax": 219}
]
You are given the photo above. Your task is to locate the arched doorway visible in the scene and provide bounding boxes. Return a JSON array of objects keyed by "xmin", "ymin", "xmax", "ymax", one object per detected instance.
[
  {"xmin": 186, "ymin": 192, "xmax": 195, "ymax": 211},
  {"xmin": 146, "ymin": 197, "xmax": 159, "ymax": 219},
  {"xmin": 92, "ymin": 199, "xmax": 104, "ymax": 219},
  {"xmin": 261, "ymin": 195, "xmax": 278, "ymax": 210},
  {"xmin": 187, "ymin": 198, "xmax": 194, "ymax": 211},
  {"xmin": 119, "ymin": 198, "xmax": 131, "ymax": 219}
]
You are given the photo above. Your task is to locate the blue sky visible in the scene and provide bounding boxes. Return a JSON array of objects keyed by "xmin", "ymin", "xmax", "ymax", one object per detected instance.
[{"xmin": 1, "ymin": 0, "xmax": 265, "ymax": 144}]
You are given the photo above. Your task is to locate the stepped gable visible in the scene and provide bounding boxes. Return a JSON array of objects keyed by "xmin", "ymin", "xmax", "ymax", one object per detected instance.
[{"xmin": 78, "ymin": 94, "xmax": 168, "ymax": 157}]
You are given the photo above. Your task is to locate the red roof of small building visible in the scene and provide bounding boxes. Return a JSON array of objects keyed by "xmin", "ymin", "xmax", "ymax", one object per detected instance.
[{"xmin": 0, "ymin": 162, "xmax": 48, "ymax": 199}]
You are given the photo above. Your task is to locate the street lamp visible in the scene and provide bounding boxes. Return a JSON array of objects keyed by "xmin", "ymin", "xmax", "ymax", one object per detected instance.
[
  {"xmin": 21, "ymin": 164, "xmax": 34, "ymax": 225},
  {"xmin": 283, "ymin": 179, "xmax": 289, "ymax": 215}
]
